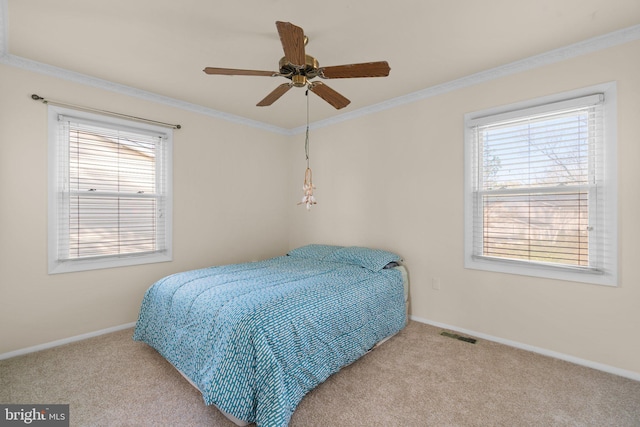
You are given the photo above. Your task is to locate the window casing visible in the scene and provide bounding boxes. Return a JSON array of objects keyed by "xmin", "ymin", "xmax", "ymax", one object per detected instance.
[
  {"xmin": 464, "ymin": 83, "xmax": 617, "ymax": 286},
  {"xmin": 48, "ymin": 106, "xmax": 172, "ymax": 274}
]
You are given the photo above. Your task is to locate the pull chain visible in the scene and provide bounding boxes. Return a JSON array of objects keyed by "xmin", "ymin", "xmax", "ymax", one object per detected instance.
[
  {"xmin": 298, "ymin": 88, "xmax": 316, "ymax": 210},
  {"xmin": 305, "ymin": 89, "xmax": 310, "ymax": 169}
]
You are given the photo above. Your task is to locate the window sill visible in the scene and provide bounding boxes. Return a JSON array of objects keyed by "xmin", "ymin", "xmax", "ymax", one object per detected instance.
[
  {"xmin": 464, "ymin": 255, "xmax": 617, "ymax": 287},
  {"xmin": 48, "ymin": 252, "xmax": 172, "ymax": 274}
]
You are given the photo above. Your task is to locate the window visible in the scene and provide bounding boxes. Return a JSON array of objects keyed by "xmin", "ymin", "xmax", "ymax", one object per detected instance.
[
  {"xmin": 464, "ymin": 83, "xmax": 617, "ymax": 286},
  {"xmin": 48, "ymin": 106, "xmax": 172, "ymax": 274}
]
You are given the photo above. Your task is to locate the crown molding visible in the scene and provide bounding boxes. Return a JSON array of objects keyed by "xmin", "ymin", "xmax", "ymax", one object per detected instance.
[
  {"xmin": 0, "ymin": 54, "xmax": 291, "ymax": 135},
  {"xmin": 0, "ymin": 1, "xmax": 288, "ymax": 134},
  {"xmin": 297, "ymin": 23, "xmax": 640, "ymax": 134},
  {"xmin": 1, "ymin": 0, "xmax": 638, "ymax": 135}
]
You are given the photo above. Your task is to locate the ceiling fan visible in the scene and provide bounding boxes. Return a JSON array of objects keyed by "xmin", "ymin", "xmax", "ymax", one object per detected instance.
[{"xmin": 203, "ymin": 21, "xmax": 391, "ymax": 110}]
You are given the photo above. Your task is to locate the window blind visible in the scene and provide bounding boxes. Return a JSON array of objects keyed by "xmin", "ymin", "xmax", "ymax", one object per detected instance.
[
  {"xmin": 56, "ymin": 116, "xmax": 169, "ymax": 261},
  {"xmin": 470, "ymin": 95, "xmax": 604, "ymax": 271}
]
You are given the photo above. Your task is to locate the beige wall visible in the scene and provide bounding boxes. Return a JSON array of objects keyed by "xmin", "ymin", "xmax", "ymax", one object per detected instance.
[
  {"xmin": 0, "ymin": 64, "xmax": 291, "ymax": 353},
  {"xmin": 288, "ymin": 40, "xmax": 640, "ymax": 375},
  {"xmin": 2, "ymin": 39, "xmax": 639, "ymax": 376}
]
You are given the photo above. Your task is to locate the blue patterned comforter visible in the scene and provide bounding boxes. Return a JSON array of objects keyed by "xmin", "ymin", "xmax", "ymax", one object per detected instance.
[{"xmin": 133, "ymin": 255, "xmax": 406, "ymax": 427}]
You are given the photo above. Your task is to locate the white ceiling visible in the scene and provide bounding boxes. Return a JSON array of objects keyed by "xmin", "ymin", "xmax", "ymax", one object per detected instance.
[{"xmin": 3, "ymin": 0, "xmax": 640, "ymax": 129}]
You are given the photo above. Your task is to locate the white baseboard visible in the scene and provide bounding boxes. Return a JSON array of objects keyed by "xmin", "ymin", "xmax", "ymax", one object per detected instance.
[
  {"xmin": 4, "ymin": 318, "xmax": 639, "ymax": 383},
  {"xmin": 0, "ymin": 322, "xmax": 136, "ymax": 360},
  {"xmin": 410, "ymin": 315, "xmax": 640, "ymax": 382}
]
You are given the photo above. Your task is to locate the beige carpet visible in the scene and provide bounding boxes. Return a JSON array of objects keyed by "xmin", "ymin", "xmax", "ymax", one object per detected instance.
[{"xmin": 2, "ymin": 321, "xmax": 639, "ymax": 426}]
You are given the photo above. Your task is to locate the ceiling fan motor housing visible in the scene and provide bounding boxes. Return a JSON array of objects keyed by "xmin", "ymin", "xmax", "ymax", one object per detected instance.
[{"xmin": 279, "ymin": 54, "xmax": 321, "ymax": 86}]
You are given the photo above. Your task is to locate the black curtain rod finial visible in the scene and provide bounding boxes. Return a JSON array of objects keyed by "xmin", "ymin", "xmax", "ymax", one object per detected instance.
[{"xmin": 31, "ymin": 94, "xmax": 44, "ymax": 101}]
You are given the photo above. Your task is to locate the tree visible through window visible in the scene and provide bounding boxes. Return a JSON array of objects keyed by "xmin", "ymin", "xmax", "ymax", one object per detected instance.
[{"xmin": 479, "ymin": 110, "xmax": 591, "ymax": 267}]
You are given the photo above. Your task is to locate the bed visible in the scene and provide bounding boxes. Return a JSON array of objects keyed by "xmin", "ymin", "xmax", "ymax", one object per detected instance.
[{"xmin": 133, "ymin": 244, "xmax": 408, "ymax": 427}]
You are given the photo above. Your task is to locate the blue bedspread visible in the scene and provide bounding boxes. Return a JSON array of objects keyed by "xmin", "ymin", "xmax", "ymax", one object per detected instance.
[{"xmin": 133, "ymin": 255, "xmax": 406, "ymax": 427}]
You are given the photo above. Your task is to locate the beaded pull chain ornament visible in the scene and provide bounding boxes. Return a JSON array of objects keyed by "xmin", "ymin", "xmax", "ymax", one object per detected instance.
[{"xmin": 299, "ymin": 167, "xmax": 316, "ymax": 210}]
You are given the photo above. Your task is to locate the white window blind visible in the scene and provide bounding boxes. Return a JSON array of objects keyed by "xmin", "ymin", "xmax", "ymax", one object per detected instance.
[
  {"xmin": 464, "ymin": 84, "xmax": 617, "ymax": 286},
  {"xmin": 49, "ymin": 106, "xmax": 172, "ymax": 273}
]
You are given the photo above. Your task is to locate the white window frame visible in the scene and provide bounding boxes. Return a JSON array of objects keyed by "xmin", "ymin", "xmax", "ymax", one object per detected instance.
[
  {"xmin": 48, "ymin": 105, "xmax": 173, "ymax": 274},
  {"xmin": 464, "ymin": 83, "xmax": 617, "ymax": 286}
]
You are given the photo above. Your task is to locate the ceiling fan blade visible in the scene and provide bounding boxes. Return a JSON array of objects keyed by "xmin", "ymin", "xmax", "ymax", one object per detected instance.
[
  {"xmin": 308, "ymin": 82, "xmax": 351, "ymax": 110},
  {"xmin": 276, "ymin": 21, "xmax": 306, "ymax": 67},
  {"xmin": 257, "ymin": 83, "xmax": 293, "ymax": 106},
  {"xmin": 203, "ymin": 67, "xmax": 278, "ymax": 77},
  {"xmin": 320, "ymin": 61, "xmax": 391, "ymax": 79}
]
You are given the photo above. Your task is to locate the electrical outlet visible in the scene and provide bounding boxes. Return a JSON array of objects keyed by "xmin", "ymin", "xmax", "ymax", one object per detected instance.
[{"xmin": 432, "ymin": 277, "xmax": 441, "ymax": 290}]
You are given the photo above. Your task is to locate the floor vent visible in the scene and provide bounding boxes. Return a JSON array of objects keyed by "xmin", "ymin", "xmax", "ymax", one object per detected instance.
[{"xmin": 440, "ymin": 331, "xmax": 477, "ymax": 344}]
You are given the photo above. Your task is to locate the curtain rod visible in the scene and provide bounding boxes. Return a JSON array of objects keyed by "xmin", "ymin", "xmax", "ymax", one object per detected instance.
[{"xmin": 31, "ymin": 94, "xmax": 182, "ymax": 130}]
